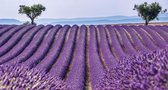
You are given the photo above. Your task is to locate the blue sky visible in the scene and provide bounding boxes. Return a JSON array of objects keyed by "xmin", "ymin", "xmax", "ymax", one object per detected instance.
[{"xmin": 0, "ymin": 0, "xmax": 168, "ymax": 20}]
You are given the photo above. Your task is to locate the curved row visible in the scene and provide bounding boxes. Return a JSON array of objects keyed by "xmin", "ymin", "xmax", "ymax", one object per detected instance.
[{"xmin": 0, "ymin": 24, "xmax": 168, "ymax": 89}]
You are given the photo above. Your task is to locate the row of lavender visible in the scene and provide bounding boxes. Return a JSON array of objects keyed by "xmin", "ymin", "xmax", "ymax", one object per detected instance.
[
  {"xmin": 95, "ymin": 46, "xmax": 168, "ymax": 90},
  {"xmin": 0, "ymin": 24, "xmax": 168, "ymax": 89}
]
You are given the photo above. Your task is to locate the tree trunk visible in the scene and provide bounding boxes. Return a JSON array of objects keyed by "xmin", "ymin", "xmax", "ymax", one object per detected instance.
[
  {"xmin": 30, "ymin": 18, "xmax": 34, "ymax": 25},
  {"xmin": 145, "ymin": 20, "xmax": 148, "ymax": 26},
  {"xmin": 145, "ymin": 16, "xmax": 149, "ymax": 26}
]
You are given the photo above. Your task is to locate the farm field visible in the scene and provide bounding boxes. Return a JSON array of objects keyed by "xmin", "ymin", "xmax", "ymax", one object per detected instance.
[{"xmin": 0, "ymin": 24, "xmax": 168, "ymax": 90}]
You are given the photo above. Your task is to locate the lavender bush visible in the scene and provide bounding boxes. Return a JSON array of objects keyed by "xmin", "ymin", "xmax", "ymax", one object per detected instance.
[
  {"xmin": 0, "ymin": 64, "xmax": 71, "ymax": 90},
  {"xmin": 95, "ymin": 47, "xmax": 168, "ymax": 90}
]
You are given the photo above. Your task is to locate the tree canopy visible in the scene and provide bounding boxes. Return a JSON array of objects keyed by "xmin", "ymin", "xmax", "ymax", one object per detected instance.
[
  {"xmin": 19, "ymin": 4, "xmax": 46, "ymax": 25},
  {"xmin": 133, "ymin": 2, "xmax": 167, "ymax": 25}
]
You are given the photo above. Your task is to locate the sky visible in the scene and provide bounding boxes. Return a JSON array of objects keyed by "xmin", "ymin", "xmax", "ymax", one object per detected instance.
[{"xmin": 0, "ymin": 0, "xmax": 168, "ymax": 21}]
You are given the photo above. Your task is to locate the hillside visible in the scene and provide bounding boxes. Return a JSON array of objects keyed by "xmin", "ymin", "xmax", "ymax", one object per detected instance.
[
  {"xmin": 36, "ymin": 13, "xmax": 168, "ymax": 25},
  {"xmin": 0, "ymin": 13, "xmax": 168, "ymax": 25},
  {"xmin": 0, "ymin": 19, "xmax": 22, "ymax": 24}
]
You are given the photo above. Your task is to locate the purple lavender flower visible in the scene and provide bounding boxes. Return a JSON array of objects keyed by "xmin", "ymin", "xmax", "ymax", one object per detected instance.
[
  {"xmin": 0, "ymin": 64, "xmax": 71, "ymax": 90},
  {"xmin": 95, "ymin": 47, "xmax": 168, "ymax": 90}
]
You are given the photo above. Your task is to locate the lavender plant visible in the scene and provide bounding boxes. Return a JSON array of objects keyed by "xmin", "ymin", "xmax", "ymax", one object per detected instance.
[
  {"xmin": 0, "ymin": 64, "xmax": 71, "ymax": 90},
  {"xmin": 95, "ymin": 47, "xmax": 168, "ymax": 90}
]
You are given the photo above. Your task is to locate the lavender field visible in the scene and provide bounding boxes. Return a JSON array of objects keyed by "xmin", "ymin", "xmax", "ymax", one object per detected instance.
[{"xmin": 0, "ymin": 24, "xmax": 168, "ymax": 90}]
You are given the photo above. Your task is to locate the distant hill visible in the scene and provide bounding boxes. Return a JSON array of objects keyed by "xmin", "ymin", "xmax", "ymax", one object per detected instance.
[
  {"xmin": 35, "ymin": 13, "xmax": 168, "ymax": 25},
  {"xmin": 35, "ymin": 16, "xmax": 131, "ymax": 25},
  {"xmin": 0, "ymin": 13, "xmax": 168, "ymax": 25},
  {"xmin": 0, "ymin": 19, "xmax": 22, "ymax": 24}
]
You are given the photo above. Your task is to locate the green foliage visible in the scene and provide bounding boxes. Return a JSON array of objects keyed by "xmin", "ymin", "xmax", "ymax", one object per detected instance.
[
  {"xmin": 133, "ymin": 2, "xmax": 167, "ymax": 25},
  {"xmin": 19, "ymin": 4, "xmax": 46, "ymax": 25}
]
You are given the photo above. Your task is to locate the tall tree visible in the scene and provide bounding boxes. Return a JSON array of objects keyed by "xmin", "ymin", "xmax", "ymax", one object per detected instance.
[
  {"xmin": 19, "ymin": 4, "xmax": 46, "ymax": 25},
  {"xmin": 133, "ymin": 2, "xmax": 167, "ymax": 25}
]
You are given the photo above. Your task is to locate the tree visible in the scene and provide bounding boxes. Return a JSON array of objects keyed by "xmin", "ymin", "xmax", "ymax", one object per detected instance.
[
  {"xmin": 133, "ymin": 2, "xmax": 167, "ymax": 25},
  {"xmin": 19, "ymin": 4, "xmax": 46, "ymax": 25}
]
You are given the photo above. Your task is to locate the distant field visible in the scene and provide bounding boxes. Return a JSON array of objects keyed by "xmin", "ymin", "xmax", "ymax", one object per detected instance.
[{"xmin": 0, "ymin": 24, "xmax": 168, "ymax": 89}]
